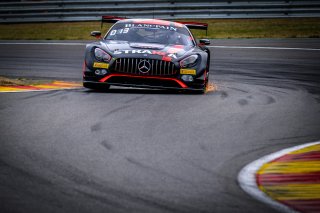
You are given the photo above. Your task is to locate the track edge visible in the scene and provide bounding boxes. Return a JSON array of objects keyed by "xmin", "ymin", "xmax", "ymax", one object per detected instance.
[{"xmin": 237, "ymin": 141, "xmax": 320, "ymax": 213}]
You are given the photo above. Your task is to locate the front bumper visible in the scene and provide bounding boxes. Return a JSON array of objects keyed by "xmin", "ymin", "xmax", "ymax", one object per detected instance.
[{"xmin": 83, "ymin": 72, "xmax": 206, "ymax": 91}]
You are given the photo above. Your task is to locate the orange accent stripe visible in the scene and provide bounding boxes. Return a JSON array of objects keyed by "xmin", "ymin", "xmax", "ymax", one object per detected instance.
[{"xmin": 99, "ymin": 74, "xmax": 188, "ymax": 88}]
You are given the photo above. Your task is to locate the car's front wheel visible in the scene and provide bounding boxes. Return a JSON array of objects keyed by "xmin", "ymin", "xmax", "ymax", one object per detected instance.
[{"xmin": 197, "ymin": 71, "xmax": 209, "ymax": 94}]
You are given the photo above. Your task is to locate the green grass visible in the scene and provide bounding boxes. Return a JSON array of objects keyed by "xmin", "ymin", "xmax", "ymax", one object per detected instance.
[
  {"xmin": 0, "ymin": 21, "xmax": 110, "ymax": 40},
  {"xmin": 191, "ymin": 18, "xmax": 320, "ymax": 39},
  {"xmin": 0, "ymin": 76, "xmax": 52, "ymax": 86},
  {"xmin": 0, "ymin": 18, "xmax": 319, "ymax": 40}
]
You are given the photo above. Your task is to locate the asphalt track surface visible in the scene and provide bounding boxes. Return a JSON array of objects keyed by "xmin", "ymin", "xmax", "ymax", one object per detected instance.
[{"xmin": 0, "ymin": 39, "xmax": 320, "ymax": 213}]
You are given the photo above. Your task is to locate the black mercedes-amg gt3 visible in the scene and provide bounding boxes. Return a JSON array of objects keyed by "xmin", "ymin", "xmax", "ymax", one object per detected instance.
[{"xmin": 83, "ymin": 17, "xmax": 211, "ymax": 93}]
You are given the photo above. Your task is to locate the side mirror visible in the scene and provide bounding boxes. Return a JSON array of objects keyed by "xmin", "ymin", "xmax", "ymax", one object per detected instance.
[
  {"xmin": 199, "ymin": 39, "xmax": 210, "ymax": 45},
  {"xmin": 91, "ymin": 31, "xmax": 102, "ymax": 39}
]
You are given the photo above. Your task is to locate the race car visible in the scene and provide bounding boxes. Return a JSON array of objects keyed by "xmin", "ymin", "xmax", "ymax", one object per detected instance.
[{"xmin": 83, "ymin": 17, "xmax": 211, "ymax": 93}]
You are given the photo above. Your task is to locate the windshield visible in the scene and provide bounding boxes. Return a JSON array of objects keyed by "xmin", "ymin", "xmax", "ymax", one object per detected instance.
[{"xmin": 105, "ymin": 22, "xmax": 194, "ymax": 46}]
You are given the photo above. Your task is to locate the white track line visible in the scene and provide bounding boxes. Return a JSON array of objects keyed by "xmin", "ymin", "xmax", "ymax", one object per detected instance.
[
  {"xmin": 208, "ymin": 46, "xmax": 320, "ymax": 51},
  {"xmin": 0, "ymin": 42, "xmax": 86, "ymax": 45},
  {"xmin": 238, "ymin": 141, "xmax": 320, "ymax": 213},
  {"xmin": 0, "ymin": 42, "xmax": 319, "ymax": 51}
]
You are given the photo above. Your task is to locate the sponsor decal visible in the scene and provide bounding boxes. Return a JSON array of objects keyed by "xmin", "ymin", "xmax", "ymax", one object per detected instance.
[
  {"xmin": 93, "ymin": 62, "xmax": 109, "ymax": 69},
  {"xmin": 125, "ymin": 24, "xmax": 177, "ymax": 31},
  {"xmin": 180, "ymin": 69, "xmax": 196, "ymax": 75},
  {"xmin": 113, "ymin": 49, "xmax": 177, "ymax": 59},
  {"xmin": 132, "ymin": 19, "xmax": 184, "ymax": 28}
]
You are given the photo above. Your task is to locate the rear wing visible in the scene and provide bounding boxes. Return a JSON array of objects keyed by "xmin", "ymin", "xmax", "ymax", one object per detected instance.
[
  {"xmin": 177, "ymin": 21, "xmax": 208, "ymax": 35},
  {"xmin": 101, "ymin": 16, "xmax": 126, "ymax": 29},
  {"xmin": 101, "ymin": 16, "xmax": 208, "ymax": 35}
]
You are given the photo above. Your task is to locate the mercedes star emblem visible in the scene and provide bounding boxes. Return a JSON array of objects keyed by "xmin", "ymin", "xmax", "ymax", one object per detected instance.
[{"xmin": 138, "ymin": 59, "xmax": 151, "ymax": 74}]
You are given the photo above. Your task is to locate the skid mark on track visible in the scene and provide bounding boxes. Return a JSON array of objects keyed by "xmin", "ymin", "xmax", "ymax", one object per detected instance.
[
  {"xmin": 125, "ymin": 157, "xmax": 195, "ymax": 185},
  {"xmin": 20, "ymin": 149, "xmax": 189, "ymax": 213},
  {"xmin": 199, "ymin": 143, "xmax": 208, "ymax": 151},
  {"xmin": 0, "ymin": 81, "xmax": 81, "ymax": 93},
  {"xmin": 125, "ymin": 157, "xmax": 148, "ymax": 169},
  {"xmin": 103, "ymin": 105, "xmax": 131, "ymax": 118},
  {"xmin": 0, "ymin": 158, "xmax": 53, "ymax": 187},
  {"xmin": 244, "ymin": 113, "xmax": 257, "ymax": 124},
  {"xmin": 238, "ymin": 99, "xmax": 249, "ymax": 106},
  {"xmin": 100, "ymin": 140, "xmax": 113, "ymax": 151},
  {"xmin": 219, "ymin": 91, "xmax": 228, "ymax": 99},
  {"xmin": 22, "ymin": 90, "xmax": 64, "ymax": 100},
  {"xmin": 74, "ymin": 189, "xmax": 126, "ymax": 210},
  {"xmin": 245, "ymin": 95, "xmax": 276, "ymax": 106},
  {"xmin": 123, "ymin": 95, "xmax": 145, "ymax": 104},
  {"xmin": 270, "ymin": 135, "xmax": 317, "ymax": 142},
  {"xmin": 226, "ymin": 86, "xmax": 249, "ymax": 93},
  {"xmin": 266, "ymin": 96, "xmax": 276, "ymax": 104},
  {"xmin": 91, "ymin": 122, "xmax": 102, "ymax": 132}
]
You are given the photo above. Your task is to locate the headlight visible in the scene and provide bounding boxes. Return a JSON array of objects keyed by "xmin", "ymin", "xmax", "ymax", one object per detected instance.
[
  {"xmin": 180, "ymin": 55, "xmax": 198, "ymax": 68},
  {"xmin": 94, "ymin": 48, "xmax": 111, "ymax": 62}
]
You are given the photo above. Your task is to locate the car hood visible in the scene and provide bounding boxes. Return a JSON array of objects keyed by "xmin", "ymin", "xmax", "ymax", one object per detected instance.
[{"xmin": 99, "ymin": 40, "xmax": 192, "ymax": 61}]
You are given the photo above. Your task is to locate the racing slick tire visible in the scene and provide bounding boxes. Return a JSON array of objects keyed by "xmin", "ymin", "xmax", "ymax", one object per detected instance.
[{"xmin": 193, "ymin": 70, "xmax": 209, "ymax": 94}]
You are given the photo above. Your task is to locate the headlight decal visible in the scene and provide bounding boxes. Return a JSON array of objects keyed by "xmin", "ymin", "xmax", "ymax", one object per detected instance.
[
  {"xmin": 94, "ymin": 48, "xmax": 111, "ymax": 62},
  {"xmin": 180, "ymin": 55, "xmax": 198, "ymax": 68}
]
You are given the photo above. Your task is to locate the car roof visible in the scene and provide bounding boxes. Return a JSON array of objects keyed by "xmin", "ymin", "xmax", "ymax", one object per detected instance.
[{"xmin": 116, "ymin": 18, "xmax": 186, "ymax": 28}]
